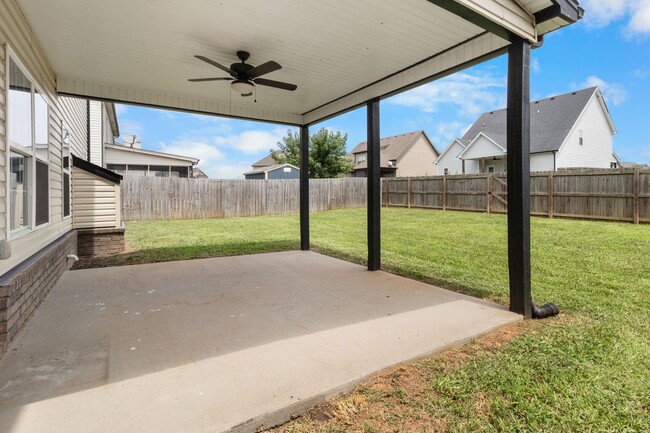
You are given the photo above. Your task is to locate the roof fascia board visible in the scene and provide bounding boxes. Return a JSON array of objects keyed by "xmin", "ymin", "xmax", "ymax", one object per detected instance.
[
  {"xmin": 534, "ymin": 0, "xmax": 584, "ymax": 24},
  {"xmin": 105, "ymin": 143, "xmax": 199, "ymax": 164},
  {"xmin": 457, "ymin": 132, "xmax": 506, "ymax": 159},
  {"xmin": 426, "ymin": 0, "xmax": 535, "ymax": 42}
]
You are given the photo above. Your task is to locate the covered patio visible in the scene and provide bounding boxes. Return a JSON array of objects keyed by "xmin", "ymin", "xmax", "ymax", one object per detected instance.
[
  {"xmin": 1, "ymin": 0, "xmax": 584, "ymax": 431},
  {"xmin": 0, "ymin": 251, "xmax": 519, "ymax": 433},
  {"xmin": 10, "ymin": 0, "xmax": 583, "ymax": 317}
]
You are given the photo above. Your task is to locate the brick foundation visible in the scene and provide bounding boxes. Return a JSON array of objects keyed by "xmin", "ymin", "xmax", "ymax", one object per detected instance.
[
  {"xmin": 76, "ymin": 228, "xmax": 125, "ymax": 257},
  {"xmin": 0, "ymin": 231, "xmax": 78, "ymax": 359}
]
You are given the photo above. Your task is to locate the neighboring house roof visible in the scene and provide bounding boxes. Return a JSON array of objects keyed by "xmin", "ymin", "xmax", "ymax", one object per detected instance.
[
  {"xmin": 105, "ymin": 143, "xmax": 199, "ymax": 164},
  {"xmin": 459, "ymin": 87, "xmax": 616, "ymax": 155},
  {"xmin": 252, "ymin": 152, "xmax": 282, "ymax": 168},
  {"xmin": 350, "ymin": 130, "xmax": 439, "ymax": 170},
  {"xmin": 620, "ymin": 161, "xmax": 649, "ymax": 168},
  {"xmin": 243, "ymin": 163, "xmax": 299, "ymax": 176},
  {"xmin": 192, "ymin": 168, "xmax": 209, "ymax": 178}
]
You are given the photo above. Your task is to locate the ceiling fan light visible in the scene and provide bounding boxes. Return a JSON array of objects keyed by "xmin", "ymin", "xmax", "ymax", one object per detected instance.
[{"xmin": 231, "ymin": 80, "xmax": 254, "ymax": 95}]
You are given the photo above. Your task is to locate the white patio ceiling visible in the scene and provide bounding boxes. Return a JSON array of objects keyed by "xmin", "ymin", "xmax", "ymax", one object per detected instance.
[{"xmin": 17, "ymin": 0, "xmax": 574, "ymax": 125}]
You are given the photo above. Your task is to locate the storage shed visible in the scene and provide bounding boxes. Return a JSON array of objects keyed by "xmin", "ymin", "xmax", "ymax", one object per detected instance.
[{"xmin": 244, "ymin": 164, "xmax": 300, "ymax": 180}]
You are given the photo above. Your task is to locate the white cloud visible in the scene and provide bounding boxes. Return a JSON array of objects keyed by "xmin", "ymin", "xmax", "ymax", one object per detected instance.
[
  {"xmin": 214, "ymin": 127, "xmax": 290, "ymax": 155},
  {"xmin": 208, "ymin": 163, "xmax": 254, "ymax": 180},
  {"xmin": 114, "ymin": 104, "xmax": 128, "ymax": 116},
  {"xmin": 119, "ymin": 118, "xmax": 144, "ymax": 137},
  {"xmin": 387, "ymin": 71, "xmax": 506, "ymax": 118},
  {"xmin": 531, "ymin": 57, "xmax": 541, "ymax": 73},
  {"xmin": 581, "ymin": 76, "xmax": 628, "ymax": 105},
  {"xmin": 582, "ymin": 0, "xmax": 650, "ymax": 35}
]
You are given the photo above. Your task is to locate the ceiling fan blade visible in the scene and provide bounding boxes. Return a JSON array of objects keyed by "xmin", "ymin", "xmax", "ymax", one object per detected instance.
[
  {"xmin": 254, "ymin": 78, "xmax": 297, "ymax": 91},
  {"xmin": 247, "ymin": 61, "xmax": 282, "ymax": 79},
  {"xmin": 188, "ymin": 77, "xmax": 233, "ymax": 82},
  {"xmin": 194, "ymin": 55, "xmax": 233, "ymax": 74}
]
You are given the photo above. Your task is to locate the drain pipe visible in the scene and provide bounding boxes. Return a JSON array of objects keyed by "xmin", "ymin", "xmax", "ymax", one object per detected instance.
[
  {"xmin": 67, "ymin": 254, "xmax": 79, "ymax": 263},
  {"xmin": 531, "ymin": 300, "xmax": 559, "ymax": 319}
]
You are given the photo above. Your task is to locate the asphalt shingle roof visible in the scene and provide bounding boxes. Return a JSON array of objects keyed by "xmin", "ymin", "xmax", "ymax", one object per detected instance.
[
  {"xmin": 460, "ymin": 87, "xmax": 598, "ymax": 154},
  {"xmin": 350, "ymin": 130, "xmax": 435, "ymax": 169}
]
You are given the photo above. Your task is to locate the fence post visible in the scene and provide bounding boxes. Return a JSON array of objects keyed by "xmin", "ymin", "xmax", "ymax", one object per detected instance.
[
  {"xmin": 407, "ymin": 178, "xmax": 411, "ymax": 209},
  {"xmin": 487, "ymin": 174, "xmax": 492, "ymax": 214},
  {"xmin": 385, "ymin": 179, "xmax": 390, "ymax": 208},
  {"xmin": 548, "ymin": 174, "xmax": 554, "ymax": 219},
  {"xmin": 634, "ymin": 169, "xmax": 640, "ymax": 224},
  {"xmin": 442, "ymin": 177, "xmax": 447, "ymax": 211}
]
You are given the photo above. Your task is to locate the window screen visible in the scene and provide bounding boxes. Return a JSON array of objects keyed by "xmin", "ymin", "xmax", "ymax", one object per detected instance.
[{"xmin": 35, "ymin": 160, "xmax": 49, "ymax": 225}]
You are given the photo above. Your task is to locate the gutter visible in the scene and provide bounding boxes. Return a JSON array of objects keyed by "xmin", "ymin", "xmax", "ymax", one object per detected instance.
[{"xmin": 534, "ymin": 0, "xmax": 584, "ymax": 25}]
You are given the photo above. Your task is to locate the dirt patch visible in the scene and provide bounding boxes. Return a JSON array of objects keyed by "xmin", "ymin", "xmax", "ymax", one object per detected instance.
[{"xmin": 267, "ymin": 322, "xmax": 529, "ymax": 433}]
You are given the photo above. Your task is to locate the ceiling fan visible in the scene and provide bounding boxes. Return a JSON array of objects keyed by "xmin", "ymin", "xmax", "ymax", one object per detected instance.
[{"xmin": 189, "ymin": 51, "xmax": 297, "ymax": 97}]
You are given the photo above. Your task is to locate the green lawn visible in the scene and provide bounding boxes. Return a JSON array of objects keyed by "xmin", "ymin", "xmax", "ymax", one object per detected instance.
[{"xmin": 97, "ymin": 208, "xmax": 649, "ymax": 431}]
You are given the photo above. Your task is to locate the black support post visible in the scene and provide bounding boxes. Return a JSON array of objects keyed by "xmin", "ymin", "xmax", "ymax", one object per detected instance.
[
  {"xmin": 367, "ymin": 98, "xmax": 381, "ymax": 271},
  {"xmin": 300, "ymin": 124, "xmax": 310, "ymax": 251},
  {"xmin": 506, "ymin": 39, "xmax": 532, "ymax": 318}
]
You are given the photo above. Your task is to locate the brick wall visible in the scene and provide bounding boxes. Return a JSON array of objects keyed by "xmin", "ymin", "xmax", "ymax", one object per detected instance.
[
  {"xmin": 77, "ymin": 228, "xmax": 125, "ymax": 257},
  {"xmin": 0, "ymin": 231, "xmax": 78, "ymax": 359}
]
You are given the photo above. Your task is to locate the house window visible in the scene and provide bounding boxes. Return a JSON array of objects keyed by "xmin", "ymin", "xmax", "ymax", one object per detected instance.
[
  {"xmin": 443, "ymin": 168, "xmax": 449, "ymax": 175},
  {"xmin": 150, "ymin": 165, "xmax": 170, "ymax": 177},
  {"xmin": 107, "ymin": 164, "xmax": 126, "ymax": 176},
  {"xmin": 357, "ymin": 154, "xmax": 366, "ymax": 163},
  {"xmin": 579, "ymin": 130, "xmax": 584, "ymax": 146},
  {"xmin": 7, "ymin": 53, "xmax": 50, "ymax": 233},
  {"xmin": 610, "ymin": 162, "xmax": 618, "ymax": 169},
  {"xmin": 171, "ymin": 167, "xmax": 189, "ymax": 178},
  {"xmin": 487, "ymin": 165, "xmax": 496, "ymax": 173}
]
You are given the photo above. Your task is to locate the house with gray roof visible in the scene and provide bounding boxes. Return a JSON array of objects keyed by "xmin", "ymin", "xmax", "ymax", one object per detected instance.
[
  {"xmin": 350, "ymin": 130, "xmax": 439, "ymax": 177},
  {"xmin": 436, "ymin": 87, "xmax": 618, "ymax": 175}
]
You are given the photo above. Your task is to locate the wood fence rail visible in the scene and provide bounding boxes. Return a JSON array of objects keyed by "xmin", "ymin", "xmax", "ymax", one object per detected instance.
[
  {"xmin": 383, "ymin": 169, "xmax": 650, "ymax": 224},
  {"xmin": 121, "ymin": 176, "xmax": 367, "ymax": 221}
]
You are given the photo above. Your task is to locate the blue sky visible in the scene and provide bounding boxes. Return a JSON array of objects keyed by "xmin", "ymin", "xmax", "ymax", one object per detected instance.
[{"xmin": 116, "ymin": 1, "xmax": 650, "ymax": 178}]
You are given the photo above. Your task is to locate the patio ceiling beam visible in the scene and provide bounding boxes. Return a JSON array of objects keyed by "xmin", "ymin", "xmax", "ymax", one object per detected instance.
[
  {"xmin": 367, "ymin": 98, "xmax": 381, "ymax": 272},
  {"xmin": 300, "ymin": 125, "xmax": 310, "ymax": 251},
  {"xmin": 425, "ymin": 0, "xmax": 535, "ymax": 43},
  {"xmin": 506, "ymin": 38, "xmax": 532, "ymax": 318}
]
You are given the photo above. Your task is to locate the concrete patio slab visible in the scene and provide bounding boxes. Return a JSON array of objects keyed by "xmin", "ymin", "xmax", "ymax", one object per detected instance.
[{"xmin": 0, "ymin": 251, "xmax": 519, "ymax": 433}]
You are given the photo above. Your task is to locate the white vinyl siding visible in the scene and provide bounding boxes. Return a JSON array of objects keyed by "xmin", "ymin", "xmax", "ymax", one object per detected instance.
[
  {"xmin": 436, "ymin": 141, "xmax": 465, "ymax": 175},
  {"xmin": 71, "ymin": 167, "xmax": 120, "ymax": 229},
  {"xmin": 0, "ymin": 1, "xmax": 86, "ymax": 275},
  {"xmin": 556, "ymin": 95, "xmax": 614, "ymax": 169},
  {"xmin": 89, "ymin": 100, "xmax": 102, "ymax": 166},
  {"xmin": 530, "ymin": 152, "xmax": 555, "ymax": 172},
  {"xmin": 461, "ymin": 135, "xmax": 505, "ymax": 159},
  {"xmin": 59, "ymin": 97, "xmax": 88, "ymax": 160}
]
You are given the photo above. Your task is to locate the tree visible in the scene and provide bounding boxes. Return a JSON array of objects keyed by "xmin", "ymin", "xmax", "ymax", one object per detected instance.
[{"xmin": 272, "ymin": 128, "xmax": 354, "ymax": 178}]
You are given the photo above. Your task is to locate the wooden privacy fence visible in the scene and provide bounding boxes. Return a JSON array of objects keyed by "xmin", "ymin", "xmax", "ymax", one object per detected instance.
[
  {"xmin": 383, "ymin": 169, "xmax": 650, "ymax": 224},
  {"xmin": 121, "ymin": 176, "xmax": 367, "ymax": 221}
]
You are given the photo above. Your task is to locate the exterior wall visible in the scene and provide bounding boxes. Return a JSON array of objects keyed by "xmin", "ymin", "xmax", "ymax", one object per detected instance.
[
  {"xmin": 72, "ymin": 166, "xmax": 121, "ymax": 229},
  {"xmin": 0, "ymin": 1, "xmax": 89, "ymax": 276},
  {"xmin": 77, "ymin": 228, "xmax": 125, "ymax": 257},
  {"xmin": 464, "ymin": 160, "xmax": 480, "ymax": 174},
  {"xmin": 556, "ymin": 95, "xmax": 614, "ymax": 169},
  {"xmin": 530, "ymin": 152, "xmax": 555, "ymax": 172},
  {"xmin": 267, "ymin": 167, "xmax": 300, "ymax": 180},
  {"xmin": 436, "ymin": 141, "xmax": 465, "ymax": 175},
  {"xmin": 395, "ymin": 136, "xmax": 438, "ymax": 177},
  {"xmin": 0, "ymin": 231, "xmax": 77, "ymax": 358},
  {"xmin": 60, "ymin": 97, "xmax": 89, "ymax": 160},
  {"xmin": 89, "ymin": 100, "xmax": 102, "ymax": 166},
  {"xmin": 105, "ymin": 145, "xmax": 194, "ymax": 167},
  {"xmin": 245, "ymin": 173, "xmax": 265, "ymax": 180},
  {"xmin": 461, "ymin": 135, "xmax": 505, "ymax": 159}
]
